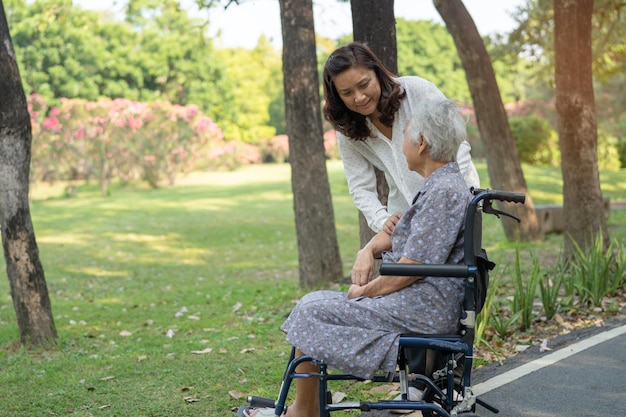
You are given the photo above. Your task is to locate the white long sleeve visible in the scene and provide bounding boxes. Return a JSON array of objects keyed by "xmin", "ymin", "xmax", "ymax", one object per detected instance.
[{"xmin": 338, "ymin": 76, "xmax": 479, "ymax": 233}]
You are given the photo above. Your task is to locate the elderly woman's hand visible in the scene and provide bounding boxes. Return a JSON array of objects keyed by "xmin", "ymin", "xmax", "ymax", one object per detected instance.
[
  {"xmin": 347, "ymin": 284, "xmax": 364, "ymax": 299},
  {"xmin": 383, "ymin": 212, "xmax": 403, "ymax": 235},
  {"xmin": 351, "ymin": 248, "xmax": 376, "ymax": 286}
]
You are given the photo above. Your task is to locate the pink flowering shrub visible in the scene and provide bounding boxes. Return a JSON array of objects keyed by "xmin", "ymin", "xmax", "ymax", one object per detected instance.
[
  {"xmin": 28, "ymin": 95, "xmax": 226, "ymax": 193},
  {"xmin": 264, "ymin": 134, "xmax": 290, "ymax": 163},
  {"xmin": 323, "ymin": 130, "xmax": 340, "ymax": 160},
  {"xmin": 261, "ymin": 132, "xmax": 341, "ymax": 163}
]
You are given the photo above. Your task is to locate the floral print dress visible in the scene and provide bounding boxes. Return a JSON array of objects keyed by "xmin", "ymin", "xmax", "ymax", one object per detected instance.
[{"xmin": 281, "ymin": 163, "xmax": 472, "ymax": 379}]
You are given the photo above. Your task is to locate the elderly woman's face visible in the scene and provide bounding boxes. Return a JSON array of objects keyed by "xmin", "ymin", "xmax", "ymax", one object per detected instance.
[
  {"xmin": 403, "ymin": 130, "xmax": 426, "ymax": 174},
  {"xmin": 332, "ymin": 66, "xmax": 381, "ymax": 117}
]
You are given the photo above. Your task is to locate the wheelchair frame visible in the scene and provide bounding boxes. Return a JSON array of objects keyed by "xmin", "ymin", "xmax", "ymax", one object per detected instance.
[{"xmin": 239, "ymin": 188, "xmax": 525, "ymax": 417}]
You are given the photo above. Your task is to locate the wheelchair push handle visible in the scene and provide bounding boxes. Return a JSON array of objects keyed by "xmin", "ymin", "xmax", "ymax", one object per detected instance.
[
  {"xmin": 471, "ymin": 187, "xmax": 526, "ymax": 222},
  {"xmin": 471, "ymin": 187, "xmax": 526, "ymax": 204}
]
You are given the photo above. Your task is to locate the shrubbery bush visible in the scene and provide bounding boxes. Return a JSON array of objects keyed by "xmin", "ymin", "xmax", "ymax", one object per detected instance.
[
  {"xmin": 597, "ymin": 131, "xmax": 622, "ymax": 171},
  {"xmin": 29, "ymin": 95, "xmax": 343, "ymax": 191},
  {"xmin": 29, "ymin": 95, "xmax": 231, "ymax": 193},
  {"xmin": 509, "ymin": 114, "xmax": 560, "ymax": 166}
]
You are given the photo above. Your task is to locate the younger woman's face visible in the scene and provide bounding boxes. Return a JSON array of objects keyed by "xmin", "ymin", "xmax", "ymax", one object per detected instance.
[{"xmin": 332, "ymin": 66, "xmax": 381, "ymax": 117}]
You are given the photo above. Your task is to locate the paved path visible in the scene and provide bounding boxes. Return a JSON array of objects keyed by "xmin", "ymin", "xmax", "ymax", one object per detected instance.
[
  {"xmin": 359, "ymin": 320, "xmax": 626, "ymax": 417},
  {"xmin": 473, "ymin": 324, "xmax": 626, "ymax": 417}
]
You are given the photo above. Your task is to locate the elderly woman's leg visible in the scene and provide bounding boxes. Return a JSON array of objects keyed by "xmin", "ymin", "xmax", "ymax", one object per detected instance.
[
  {"xmin": 246, "ymin": 349, "xmax": 320, "ymax": 417},
  {"xmin": 285, "ymin": 349, "xmax": 320, "ymax": 416}
]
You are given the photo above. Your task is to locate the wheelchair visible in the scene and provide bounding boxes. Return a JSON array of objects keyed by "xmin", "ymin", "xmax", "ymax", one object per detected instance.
[{"xmin": 238, "ymin": 188, "xmax": 525, "ymax": 417}]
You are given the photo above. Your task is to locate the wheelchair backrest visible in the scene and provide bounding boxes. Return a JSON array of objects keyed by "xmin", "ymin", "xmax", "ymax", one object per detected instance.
[
  {"xmin": 462, "ymin": 206, "xmax": 495, "ymax": 315},
  {"xmin": 462, "ymin": 188, "xmax": 523, "ymax": 318}
]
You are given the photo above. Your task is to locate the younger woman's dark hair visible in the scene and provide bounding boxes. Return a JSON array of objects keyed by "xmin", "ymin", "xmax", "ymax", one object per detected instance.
[{"xmin": 322, "ymin": 42, "xmax": 406, "ymax": 141}]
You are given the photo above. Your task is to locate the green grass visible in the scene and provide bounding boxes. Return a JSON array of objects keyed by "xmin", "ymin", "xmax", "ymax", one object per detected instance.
[{"xmin": 0, "ymin": 160, "xmax": 625, "ymax": 416}]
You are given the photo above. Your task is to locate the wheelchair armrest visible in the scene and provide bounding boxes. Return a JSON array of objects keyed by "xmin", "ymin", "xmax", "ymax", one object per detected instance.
[{"xmin": 379, "ymin": 263, "xmax": 471, "ymax": 277}]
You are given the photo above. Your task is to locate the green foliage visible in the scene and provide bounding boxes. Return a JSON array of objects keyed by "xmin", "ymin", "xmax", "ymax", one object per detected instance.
[
  {"xmin": 497, "ymin": 0, "xmax": 626, "ymax": 158},
  {"xmin": 597, "ymin": 131, "xmax": 622, "ymax": 171},
  {"xmin": 538, "ymin": 260, "xmax": 565, "ymax": 320},
  {"xmin": 475, "ymin": 278, "xmax": 506, "ymax": 363},
  {"xmin": 7, "ymin": 0, "xmax": 111, "ymax": 101},
  {"xmin": 489, "ymin": 306, "xmax": 521, "ymax": 340},
  {"xmin": 486, "ymin": 35, "xmax": 534, "ymax": 104},
  {"xmin": 570, "ymin": 233, "xmax": 626, "ymax": 308},
  {"xmin": 505, "ymin": 0, "xmax": 626, "ymax": 84},
  {"xmin": 217, "ymin": 38, "xmax": 282, "ymax": 143},
  {"xmin": 510, "ymin": 248, "xmax": 541, "ymax": 332},
  {"xmin": 509, "ymin": 114, "xmax": 560, "ymax": 166},
  {"xmin": 396, "ymin": 19, "xmax": 470, "ymax": 103},
  {"xmin": 618, "ymin": 136, "xmax": 626, "ymax": 169},
  {"xmin": 6, "ymin": 0, "xmax": 237, "ymax": 131}
]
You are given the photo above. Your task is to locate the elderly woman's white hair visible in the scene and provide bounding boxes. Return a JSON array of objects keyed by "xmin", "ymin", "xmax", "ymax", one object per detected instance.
[{"xmin": 404, "ymin": 99, "xmax": 467, "ymax": 162}]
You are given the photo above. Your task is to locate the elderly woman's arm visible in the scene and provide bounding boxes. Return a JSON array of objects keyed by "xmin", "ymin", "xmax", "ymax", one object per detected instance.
[
  {"xmin": 348, "ymin": 256, "xmax": 422, "ymax": 299},
  {"xmin": 350, "ymin": 231, "xmax": 391, "ymax": 287},
  {"xmin": 349, "ymin": 229, "xmax": 422, "ymax": 298}
]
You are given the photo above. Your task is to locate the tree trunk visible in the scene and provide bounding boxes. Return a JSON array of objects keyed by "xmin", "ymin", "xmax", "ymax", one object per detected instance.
[
  {"xmin": 351, "ymin": 0, "xmax": 397, "ymax": 74},
  {"xmin": 434, "ymin": 0, "xmax": 541, "ymax": 242},
  {"xmin": 554, "ymin": 0, "xmax": 609, "ymax": 258},
  {"xmin": 351, "ymin": 0, "xmax": 395, "ymax": 248},
  {"xmin": 0, "ymin": 4, "xmax": 57, "ymax": 346},
  {"xmin": 279, "ymin": 0, "xmax": 344, "ymax": 287}
]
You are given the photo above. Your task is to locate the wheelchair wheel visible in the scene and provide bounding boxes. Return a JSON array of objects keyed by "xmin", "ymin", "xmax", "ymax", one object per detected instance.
[
  {"xmin": 420, "ymin": 351, "xmax": 470, "ymax": 417},
  {"xmin": 421, "ymin": 376, "xmax": 466, "ymax": 417}
]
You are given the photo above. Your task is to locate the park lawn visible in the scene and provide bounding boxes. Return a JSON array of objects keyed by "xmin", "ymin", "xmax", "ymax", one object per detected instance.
[{"xmin": 0, "ymin": 160, "xmax": 625, "ymax": 416}]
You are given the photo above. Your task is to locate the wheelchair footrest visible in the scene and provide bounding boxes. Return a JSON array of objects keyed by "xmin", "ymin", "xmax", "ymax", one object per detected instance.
[
  {"xmin": 358, "ymin": 400, "xmax": 452, "ymax": 416},
  {"xmin": 477, "ymin": 397, "xmax": 500, "ymax": 413}
]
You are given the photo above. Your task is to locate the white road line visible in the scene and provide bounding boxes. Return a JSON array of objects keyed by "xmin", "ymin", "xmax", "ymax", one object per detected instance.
[{"xmin": 473, "ymin": 324, "xmax": 626, "ymax": 396}]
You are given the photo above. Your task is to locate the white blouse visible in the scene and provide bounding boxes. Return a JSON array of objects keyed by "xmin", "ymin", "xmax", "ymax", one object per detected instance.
[{"xmin": 337, "ymin": 76, "xmax": 480, "ymax": 233}]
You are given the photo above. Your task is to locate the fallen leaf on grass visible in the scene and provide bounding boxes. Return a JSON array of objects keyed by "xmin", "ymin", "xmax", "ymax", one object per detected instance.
[
  {"xmin": 100, "ymin": 376, "xmax": 115, "ymax": 381},
  {"xmin": 137, "ymin": 355, "xmax": 147, "ymax": 362},
  {"xmin": 367, "ymin": 384, "xmax": 397, "ymax": 395},
  {"xmin": 332, "ymin": 391, "xmax": 347, "ymax": 403},
  {"xmin": 175, "ymin": 306, "xmax": 188, "ymax": 318},
  {"xmin": 191, "ymin": 348, "xmax": 213, "ymax": 355},
  {"xmin": 232, "ymin": 302, "xmax": 243, "ymax": 313},
  {"xmin": 99, "ymin": 405, "xmax": 111, "ymax": 410},
  {"xmin": 119, "ymin": 330, "xmax": 132, "ymax": 337},
  {"xmin": 229, "ymin": 390, "xmax": 244, "ymax": 400},
  {"xmin": 183, "ymin": 396, "xmax": 200, "ymax": 403},
  {"xmin": 554, "ymin": 313, "xmax": 574, "ymax": 330},
  {"xmin": 239, "ymin": 348, "xmax": 255, "ymax": 354}
]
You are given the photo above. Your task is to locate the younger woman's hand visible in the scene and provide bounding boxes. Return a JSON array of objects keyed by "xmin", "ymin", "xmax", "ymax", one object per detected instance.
[{"xmin": 383, "ymin": 211, "xmax": 403, "ymax": 235}]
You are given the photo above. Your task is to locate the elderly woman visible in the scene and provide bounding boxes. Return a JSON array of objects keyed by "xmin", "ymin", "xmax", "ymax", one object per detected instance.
[{"xmin": 242, "ymin": 98, "xmax": 472, "ymax": 417}]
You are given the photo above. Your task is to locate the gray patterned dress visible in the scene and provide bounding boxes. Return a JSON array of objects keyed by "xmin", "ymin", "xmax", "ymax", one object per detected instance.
[{"xmin": 281, "ymin": 163, "xmax": 472, "ymax": 379}]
